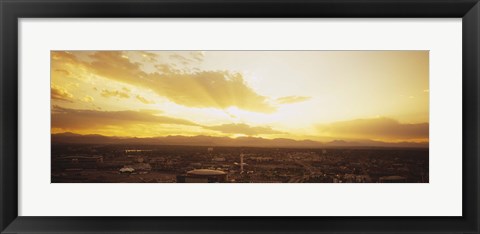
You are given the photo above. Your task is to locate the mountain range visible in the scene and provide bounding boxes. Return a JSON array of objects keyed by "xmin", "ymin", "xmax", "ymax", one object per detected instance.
[{"xmin": 51, "ymin": 132, "xmax": 428, "ymax": 149}]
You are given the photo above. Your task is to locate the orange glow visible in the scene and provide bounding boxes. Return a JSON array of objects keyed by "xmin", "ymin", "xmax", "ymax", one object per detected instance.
[{"xmin": 51, "ymin": 51, "xmax": 429, "ymax": 144}]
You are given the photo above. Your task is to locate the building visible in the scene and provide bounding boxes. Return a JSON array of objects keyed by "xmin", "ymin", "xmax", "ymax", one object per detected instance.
[
  {"xmin": 53, "ymin": 155, "xmax": 103, "ymax": 170},
  {"xmin": 177, "ymin": 169, "xmax": 228, "ymax": 183},
  {"xmin": 379, "ymin": 175, "xmax": 407, "ymax": 183},
  {"xmin": 212, "ymin": 157, "xmax": 226, "ymax": 162},
  {"xmin": 189, "ymin": 162, "xmax": 202, "ymax": 168}
]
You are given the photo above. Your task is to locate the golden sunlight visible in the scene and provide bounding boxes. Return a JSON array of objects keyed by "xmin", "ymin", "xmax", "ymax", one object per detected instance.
[{"xmin": 51, "ymin": 50, "xmax": 429, "ymax": 146}]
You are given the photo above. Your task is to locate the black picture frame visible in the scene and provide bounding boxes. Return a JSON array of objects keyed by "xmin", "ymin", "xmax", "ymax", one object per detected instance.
[{"xmin": 1, "ymin": 0, "xmax": 479, "ymax": 233}]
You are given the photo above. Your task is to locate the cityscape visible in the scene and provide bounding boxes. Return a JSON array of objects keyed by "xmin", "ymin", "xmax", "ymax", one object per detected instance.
[
  {"xmin": 51, "ymin": 50, "xmax": 429, "ymax": 183},
  {"xmin": 51, "ymin": 134, "xmax": 428, "ymax": 183}
]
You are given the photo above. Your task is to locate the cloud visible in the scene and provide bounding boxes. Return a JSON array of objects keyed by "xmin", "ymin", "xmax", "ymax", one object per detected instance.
[
  {"xmin": 276, "ymin": 96, "xmax": 311, "ymax": 104},
  {"xmin": 204, "ymin": 123, "xmax": 284, "ymax": 136},
  {"xmin": 54, "ymin": 69, "xmax": 70, "ymax": 76},
  {"xmin": 51, "ymin": 51, "xmax": 78, "ymax": 64},
  {"xmin": 155, "ymin": 64, "xmax": 173, "ymax": 74},
  {"xmin": 151, "ymin": 71, "xmax": 276, "ymax": 113},
  {"xmin": 101, "ymin": 89, "xmax": 130, "ymax": 99},
  {"xmin": 51, "ymin": 84, "xmax": 74, "ymax": 102},
  {"xmin": 190, "ymin": 51, "xmax": 205, "ymax": 62},
  {"xmin": 53, "ymin": 51, "xmax": 276, "ymax": 113},
  {"xmin": 139, "ymin": 52, "xmax": 159, "ymax": 62},
  {"xmin": 51, "ymin": 51, "xmax": 93, "ymax": 82},
  {"xmin": 169, "ymin": 52, "xmax": 204, "ymax": 65},
  {"xmin": 316, "ymin": 117, "xmax": 428, "ymax": 141},
  {"xmin": 51, "ymin": 105, "xmax": 199, "ymax": 130},
  {"xmin": 50, "ymin": 105, "xmax": 282, "ymax": 137},
  {"xmin": 169, "ymin": 54, "xmax": 191, "ymax": 64},
  {"xmin": 136, "ymin": 95, "xmax": 155, "ymax": 104},
  {"xmin": 82, "ymin": 96, "xmax": 94, "ymax": 103}
]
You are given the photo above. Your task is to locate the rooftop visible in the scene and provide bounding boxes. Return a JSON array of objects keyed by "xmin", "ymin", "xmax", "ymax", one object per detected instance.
[{"xmin": 187, "ymin": 169, "xmax": 226, "ymax": 176}]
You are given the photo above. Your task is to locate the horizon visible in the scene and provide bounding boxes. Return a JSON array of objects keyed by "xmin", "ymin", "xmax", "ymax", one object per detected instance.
[
  {"xmin": 51, "ymin": 131, "xmax": 429, "ymax": 149},
  {"xmin": 52, "ymin": 131, "xmax": 428, "ymax": 142}
]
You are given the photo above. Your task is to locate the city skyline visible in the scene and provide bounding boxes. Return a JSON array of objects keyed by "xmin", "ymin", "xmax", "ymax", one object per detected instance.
[{"xmin": 51, "ymin": 50, "xmax": 429, "ymax": 144}]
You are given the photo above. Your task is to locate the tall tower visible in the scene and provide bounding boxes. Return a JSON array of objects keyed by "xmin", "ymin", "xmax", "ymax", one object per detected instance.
[{"xmin": 240, "ymin": 154, "xmax": 244, "ymax": 173}]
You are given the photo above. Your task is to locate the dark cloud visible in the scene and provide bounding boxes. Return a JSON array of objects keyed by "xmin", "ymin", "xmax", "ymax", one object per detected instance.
[
  {"xmin": 51, "ymin": 105, "xmax": 199, "ymax": 130},
  {"xmin": 51, "ymin": 105, "xmax": 282, "ymax": 137},
  {"xmin": 316, "ymin": 117, "xmax": 428, "ymax": 140}
]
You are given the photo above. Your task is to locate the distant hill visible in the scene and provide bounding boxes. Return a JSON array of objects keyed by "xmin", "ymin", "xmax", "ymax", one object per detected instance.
[{"xmin": 51, "ymin": 132, "xmax": 428, "ymax": 149}]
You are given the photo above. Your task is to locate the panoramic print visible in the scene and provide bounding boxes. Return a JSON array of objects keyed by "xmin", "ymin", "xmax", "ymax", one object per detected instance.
[{"xmin": 51, "ymin": 51, "xmax": 429, "ymax": 183}]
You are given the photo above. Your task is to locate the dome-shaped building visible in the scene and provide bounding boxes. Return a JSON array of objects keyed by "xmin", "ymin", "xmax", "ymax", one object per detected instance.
[{"xmin": 178, "ymin": 169, "xmax": 228, "ymax": 183}]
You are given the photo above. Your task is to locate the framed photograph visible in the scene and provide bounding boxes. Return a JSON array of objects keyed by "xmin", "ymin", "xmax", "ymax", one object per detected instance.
[{"xmin": 1, "ymin": 0, "xmax": 479, "ymax": 233}]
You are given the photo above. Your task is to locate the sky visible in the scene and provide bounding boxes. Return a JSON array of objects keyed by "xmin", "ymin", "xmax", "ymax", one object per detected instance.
[{"xmin": 51, "ymin": 51, "xmax": 429, "ymax": 143}]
